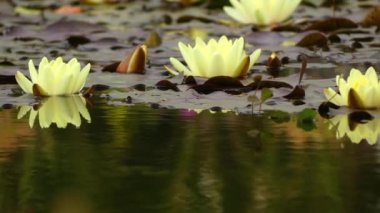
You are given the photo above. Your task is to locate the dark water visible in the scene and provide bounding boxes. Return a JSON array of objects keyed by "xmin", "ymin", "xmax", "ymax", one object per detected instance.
[{"xmin": 0, "ymin": 101, "xmax": 379, "ymax": 213}]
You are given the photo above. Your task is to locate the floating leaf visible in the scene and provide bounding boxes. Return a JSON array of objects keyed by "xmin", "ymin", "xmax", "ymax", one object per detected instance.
[
  {"xmin": 247, "ymin": 95, "xmax": 260, "ymax": 104},
  {"xmin": 67, "ymin": 35, "xmax": 91, "ymax": 48},
  {"xmin": 102, "ymin": 62, "xmax": 119, "ymax": 72},
  {"xmin": 361, "ymin": 5, "xmax": 380, "ymax": 29},
  {"xmin": 0, "ymin": 75, "xmax": 17, "ymax": 84},
  {"xmin": 177, "ymin": 15, "xmax": 215, "ymax": 24},
  {"xmin": 318, "ymin": 101, "xmax": 339, "ymax": 118},
  {"xmin": 296, "ymin": 32, "xmax": 328, "ymax": 48},
  {"xmin": 202, "ymin": 76, "xmax": 244, "ymax": 88},
  {"xmin": 182, "ymin": 76, "xmax": 197, "ymax": 85},
  {"xmin": 297, "ymin": 108, "xmax": 317, "ymax": 131},
  {"xmin": 261, "ymin": 88, "xmax": 273, "ymax": 103},
  {"xmin": 283, "ymin": 85, "xmax": 305, "ymax": 99},
  {"xmin": 305, "ymin": 18, "xmax": 358, "ymax": 32},
  {"xmin": 155, "ymin": 80, "xmax": 180, "ymax": 92},
  {"xmin": 268, "ymin": 111, "xmax": 291, "ymax": 123},
  {"xmin": 247, "ymin": 80, "xmax": 292, "ymax": 90},
  {"xmin": 191, "ymin": 76, "xmax": 246, "ymax": 95}
]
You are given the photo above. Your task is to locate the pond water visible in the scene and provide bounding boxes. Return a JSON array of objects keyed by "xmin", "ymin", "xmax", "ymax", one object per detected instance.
[
  {"xmin": 1, "ymin": 0, "xmax": 380, "ymax": 212},
  {"xmin": 1, "ymin": 101, "xmax": 379, "ymax": 213}
]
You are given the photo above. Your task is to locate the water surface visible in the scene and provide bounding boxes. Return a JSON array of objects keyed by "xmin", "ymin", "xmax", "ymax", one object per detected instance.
[{"xmin": 0, "ymin": 103, "xmax": 379, "ymax": 213}]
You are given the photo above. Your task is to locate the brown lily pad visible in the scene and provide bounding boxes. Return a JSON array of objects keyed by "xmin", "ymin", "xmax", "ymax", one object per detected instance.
[
  {"xmin": 305, "ymin": 17, "xmax": 358, "ymax": 32},
  {"xmin": 296, "ymin": 32, "xmax": 328, "ymax": 48},
  {"xmin": 361, "ymin": 5, "xmax": 380, "ymax": 29},
  {"xmin": 155, "ymin": 80, "xmax": 180, "ymax": 92}
]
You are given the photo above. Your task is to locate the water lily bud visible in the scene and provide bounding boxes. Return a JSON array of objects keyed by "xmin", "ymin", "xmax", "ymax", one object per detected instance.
[
  {"xmin": 116, "ymin": 45, "xmax": 148, "ymax": 74},
  {"xmin": 145, "ymin": 31, "xmax": 162, "ymax": 48},
  {"xmin": 267, "ymin": 52, "xmax": 282, "ymax": 76}
]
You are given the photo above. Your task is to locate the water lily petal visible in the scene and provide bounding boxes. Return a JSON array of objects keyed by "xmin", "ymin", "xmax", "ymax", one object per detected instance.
[
  {"xmin": 15, "ymin": 71, "xmax": 33, "ymax": 94},
  {"xmin": 249, "ymin": 49, "xmax": 261, "ymax": 68},
  {"xmin": 364, "ymin": 66, "xmax": 378, "ymax": 85},
  {"xmin": 223, "ymin": 6, "xmax": 249, "ymax": 24},
  {"xmin": 170, "ymin": 57, "xmax": 192, "ymax": 76},
  {"xmin": 324, "ymin": 87, "xmax": 346, "ymax": 106}
]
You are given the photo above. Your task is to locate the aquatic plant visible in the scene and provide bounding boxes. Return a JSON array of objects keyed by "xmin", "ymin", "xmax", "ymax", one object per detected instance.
[
  {"xmin": 166, "ymin": 36, "xmax": 261, "ymax": 78},
  {"xmin": 17, "ymin": 96, "xmax": 91, "ymax": 128},
  {"xmin": 324, "ymin": 67, "xmax": 380, "ymax": 109},
  {"xmin": 15, "ymin": 57, "xmax": 91, "ymax": 96},
  {"xmin": 223, "ymin": 0, "xmax": 301, "ymax": 26}
]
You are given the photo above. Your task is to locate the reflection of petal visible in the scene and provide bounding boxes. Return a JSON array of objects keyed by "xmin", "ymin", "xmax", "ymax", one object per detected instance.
[
  {"xmin": 17, "ymin": 95, "xmax": 91, "ymax": 129},
  {"xmin": 17, "ymin": 105, "xmax": 32, "ymax": 119},
  {"xmin": 327, "ymin": 114, "xmax": 380, "ymax": 145}
]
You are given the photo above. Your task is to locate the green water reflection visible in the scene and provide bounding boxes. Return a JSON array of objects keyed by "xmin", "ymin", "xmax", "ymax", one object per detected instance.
[{"xmin": 0, "ymin": 103, "xmax": 379, "ymax": 213}]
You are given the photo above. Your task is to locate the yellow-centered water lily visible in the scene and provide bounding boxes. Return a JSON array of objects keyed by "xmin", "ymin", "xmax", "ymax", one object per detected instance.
[
  {"xmin": 223, "ymin": 0, "xmax": 301, "ymax": 26},
  {"xmin": 15, "ymin": 57, "xmax": 91, "ymax": 96},
  {"xmin": 328, "ymin": 114, "xmax": 380, "ymax": 145},
  {"xmin": 324, "ymin": 67, "xmax": 380, "ymax": 109},
  {"xmin": 165, "ymin": 36, "xmax": 261, "ymax": 78},
  {"xmin": 17, "ymin": 96, "xmax": 91, "ymax": 128}
]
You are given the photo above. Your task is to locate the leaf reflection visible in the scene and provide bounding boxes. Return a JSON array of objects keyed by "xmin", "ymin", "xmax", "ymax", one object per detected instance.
[
  {"xmin": 17, "ymin": 96, "xmax": 91, "ymax": 129},
  {"xmin": 327, "ymin": 114, "xmax": 380, "ymax": 145}
]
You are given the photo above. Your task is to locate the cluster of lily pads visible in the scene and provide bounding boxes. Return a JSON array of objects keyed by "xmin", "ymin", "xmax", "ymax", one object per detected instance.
[{"xmin": 12, "ymin": 0, "xmax": 380, "ymax": 145}]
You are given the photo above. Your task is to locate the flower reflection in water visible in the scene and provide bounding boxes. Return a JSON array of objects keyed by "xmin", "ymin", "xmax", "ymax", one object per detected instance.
[
  {"xmin": 17, "ymin": 96, "xmax": 91, "ymax": 128},
  {"xmin": 327, "ymin": 114, "xmax": 380, "ymax": 145}
]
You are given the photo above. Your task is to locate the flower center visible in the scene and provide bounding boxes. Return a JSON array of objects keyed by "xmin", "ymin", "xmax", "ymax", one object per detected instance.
[{"xmin": 352, "ymin": 78, "xmax": 368, "ymax": 90}]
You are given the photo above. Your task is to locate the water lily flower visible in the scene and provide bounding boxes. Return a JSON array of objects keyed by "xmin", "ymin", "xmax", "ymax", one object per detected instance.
[
  {"xmin": 324, "ymin": 67, "xmax": 380, "ymax": 109},
  {"xmin": 15, "ymin": 57, "xmax": 91, "ymax": 96},
  {"xmin": 328, "ymin": 114, "xmax": 380, "ymax": 145},
  {"xmin": 165, "ymin": 36, "xmax": 261, "ymax": 78},
  {"xmin": 223, "ymin": 0, "xmax": 301, "ymax": 26},
  {"xmin": 17, "ymin": 96, "xmax": 91, "ymax": 129}
]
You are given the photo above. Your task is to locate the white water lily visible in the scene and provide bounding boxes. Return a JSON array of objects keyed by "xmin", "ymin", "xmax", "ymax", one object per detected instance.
[
  {"xmin": 324, "ymin": 67, "xmax": 380, "ymax": 109},
  {"xmin": 223, "ymin": 0, "xmax": 301, "ymax": 26},
  {"xmin": 328, "ymin": 114, "xmax": 380, "ymax": 145},
  {"xmin": 15, "ymin": 57, "xmax": 91, "ymax": 96},
  {"xmin": 166, "ymin": 36, "xmax": 261, "ymax": 78},
  {"xmin": 17, "ymin": 96, "xmax": 91, "ymax": 128}
]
